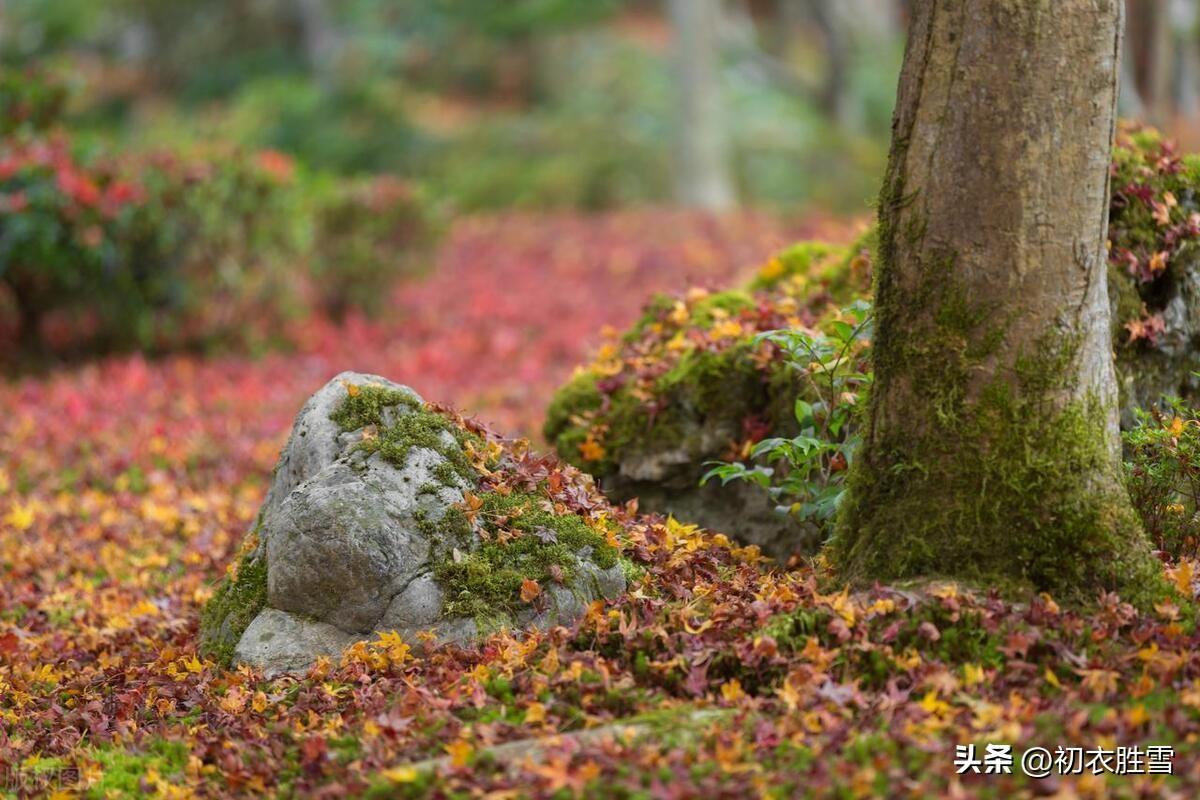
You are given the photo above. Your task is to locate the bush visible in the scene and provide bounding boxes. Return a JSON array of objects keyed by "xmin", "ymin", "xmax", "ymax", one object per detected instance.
[
  {"xmin": 1124, "ymin": 399, "xmax": 1200, "ymax": 561},
  {"xmin": 0, "ymin": 65, "xmax": 71, "ymax": 135},
  {"xmin": 309, "ymin": 174, "xmax": 441, "ymax": 319},
  {"xmin": 0, "ymin": 133, "xmax": 309, "ymax": 356}
]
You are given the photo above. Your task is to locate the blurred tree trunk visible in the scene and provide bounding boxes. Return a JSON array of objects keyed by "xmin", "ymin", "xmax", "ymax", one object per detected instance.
[
  {"xmin": 805, "ymin": 0, "xmax": 851, "ymax": 127},
  {"xmin": 1119, "ymin": 14, "xmax": 1147, "ymax": 119},
  {"xmin": 1169, "ymin": 0, "xmax": 1199, "ymax": 117},
  {"xmin": 833, "ymin": 0, "xmax": 1160, "ymax": 602},
  {"xmin": 1128, "ymin": 0, "xmax": 1173, "ymax": 124},
  {"xmin": 668, "ymin": 0, "xmax": 737, "ymax": 212},
  {"xmin": 294, "ymin": 0, "xmax": 342, "ymax": 87}
]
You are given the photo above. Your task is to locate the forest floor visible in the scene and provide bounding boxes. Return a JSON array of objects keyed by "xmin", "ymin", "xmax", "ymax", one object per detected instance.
[{"xmin": 2, "ymin": 211, "xmax": 1199, "ymax": 798}]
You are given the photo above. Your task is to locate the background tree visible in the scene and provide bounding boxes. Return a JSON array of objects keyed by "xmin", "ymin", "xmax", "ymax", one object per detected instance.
[
  {"xmin": 667, "ymin": 0, "xmax": 736, "ymax": 211},
  {"xmin": 832, "ymin": 0, "xmax": 1162, "ymax": 602}
]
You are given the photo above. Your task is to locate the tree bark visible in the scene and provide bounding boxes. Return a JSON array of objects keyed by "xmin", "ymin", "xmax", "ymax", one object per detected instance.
[
  {"xmin": 832, "ymin": 0, "xmax": 1161, "ymax": 603},
  {"xmin": 668, "ymin": 0, "xmax": 737, "ymax": 212}
]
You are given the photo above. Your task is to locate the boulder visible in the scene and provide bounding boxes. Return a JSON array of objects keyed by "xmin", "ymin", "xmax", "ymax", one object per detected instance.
[{"xmin": 201, "ymin": 371, "xmax": 625, "ymax": 676}]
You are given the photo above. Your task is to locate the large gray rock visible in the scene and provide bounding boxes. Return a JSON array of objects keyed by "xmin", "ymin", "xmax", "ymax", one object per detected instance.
[{"xmin": 203, "ymin": 371, "xmax": 625, "ymax": 677}]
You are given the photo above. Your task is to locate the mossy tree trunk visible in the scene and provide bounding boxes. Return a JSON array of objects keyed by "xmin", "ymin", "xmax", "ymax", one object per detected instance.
[{"xmin": 832, "ymin": 0, "xmax": 1162, "ymax": 603}]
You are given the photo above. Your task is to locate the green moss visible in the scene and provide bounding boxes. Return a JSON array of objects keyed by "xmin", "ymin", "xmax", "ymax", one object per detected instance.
[
  {"xmin": 543, "ymin": 369, "xmax": 604, "ymax": 461},
  {"xmin": 686, "ymin": 289, "xmax": 755, "ymax": 327},
  {"xmin": 328, "ymin": 384, "xmax": 419, "ymax": 431},
  {"xmin": 546, "ymin": 333, "xmax": 806, "ymax": 480},
  {"xmin": 199, "ymin": 522, "xmax": 268, "ymax": 667},
  {"xmin": 434, "ymin": 490, "xmax": 618, "ymax": 623},
  {"xmin": 1108, "ymin": 262, "xmax": 1145, "ymax": 338},
  {"xmin": 831, "ymin": 202, "xmax": 1165, "ymax": 605},
  {"xmin": 749, "ymin": 240, "xmax": 844, "ymax": 291},
  {"xmin": 330, "ymin": 383, "xmax": 481, "ymax": 488},
  {"xmin": 83, "ymin": 738, "xmax": 189, "ymax": 797}
]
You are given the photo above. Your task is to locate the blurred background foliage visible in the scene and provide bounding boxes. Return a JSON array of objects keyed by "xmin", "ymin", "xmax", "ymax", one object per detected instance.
[
  {"xmin": 4, "ymin": 0, "xmax": 1198, "ymax": 363},
  {"xmin": 0, "ymin": 0, "xmax": 907, "ymax": 362},
  {"xmin": 0, "ymin": 0, "xmax": 902, "ymax": 213}
]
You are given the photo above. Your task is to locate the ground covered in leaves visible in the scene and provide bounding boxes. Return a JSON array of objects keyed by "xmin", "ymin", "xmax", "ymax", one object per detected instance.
[{"xmin": 3, "ymin": 211, "xmax": 1200, "ymax": 798}]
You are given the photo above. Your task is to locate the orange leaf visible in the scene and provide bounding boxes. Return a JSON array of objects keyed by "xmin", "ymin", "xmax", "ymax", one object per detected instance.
[
  {"xmin": 444, "ymin": 738, "xmax": 473, "ymax": 768},
  {"xmin": 520, "ymin": 578, "xmax": 542, "ymax": 603},
  {"xmin": 1175, "ymin": 559, "xmax": 1195, "ymax": 596}
]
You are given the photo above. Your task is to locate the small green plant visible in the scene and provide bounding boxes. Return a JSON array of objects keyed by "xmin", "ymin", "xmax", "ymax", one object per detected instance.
[
  {"xmin": 1124, "ymin": 398, "xmax": 1200, "ymax": 560},
  {"xmin": 702, "ymin": 300, "xmax": 872, "ymax": 536}
]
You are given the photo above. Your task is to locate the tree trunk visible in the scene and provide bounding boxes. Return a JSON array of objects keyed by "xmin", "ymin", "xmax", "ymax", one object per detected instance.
[
  {"xmin": 1169, "ymin": 0, "xmax": 1199, "ymax": 118},
  {"xmin": 1128, "ymin": 0, "xmax": 1173, "ymax": 124},
  {"xmin": 668, "ymin": 0, "xmax": 737, "ymax": 212},
  {"xmin": 806, "ymin": 0, "xmax": 853, "ymax": 128},
  {"xmin": 1118, "ymin": 7, "xmax": 1147, "ymax": 118},
  {"xmin": 294, "ymin": 0, "xmax": 342, "ymax": 88},
  {"xmin": 832, "ymin": 0, "xmax": 1161, "ymax": 603}
]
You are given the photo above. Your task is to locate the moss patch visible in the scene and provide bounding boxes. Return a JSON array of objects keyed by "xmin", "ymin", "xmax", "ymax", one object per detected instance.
[
  {"xmin": 331, "ymin": 383, "xmax": 481, "ymax": 487},
  {"xmin": 329, "ymin": 384, "xmax": 419, "ymax": 430},
  {"xmin": 434, "ymin": 490, "xmax": 619, "ymax": 625},
  {"xmin": 82, "ymin": 738, "xmax": 190, "ymax": 797},
  {"xmin": 199, "ymin": 526, "xmax": 268, "ymax": 667}
]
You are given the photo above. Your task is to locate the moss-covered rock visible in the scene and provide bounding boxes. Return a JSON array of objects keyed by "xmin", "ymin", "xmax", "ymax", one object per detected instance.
[
  {"xmin": 200, "ymin": 372, "xmax": 625, "ymax": 674},
  {"xmin": 542, "ymin": 228, "xmax": 876, "ymax": 561},
  {"xmin": 1109, "ymin": 124, "xmax": 1200, "ymax": 419}
]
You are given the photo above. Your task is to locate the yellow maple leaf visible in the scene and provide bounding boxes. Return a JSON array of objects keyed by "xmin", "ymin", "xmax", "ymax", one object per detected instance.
[
  {"xmin": 4, "ymin": 502, "xmax": 36, "ymax": 532},
  {"xmin": 708, "ymin": 319, "xmax": 744, "ymax": 341},
  {"xmin": 1175, "ymin": 560, "xmax": 1195, "ymax": 596},
  {"xmin": 721, "ymin": 679, "xmax": 745, "ymax": 703},
  {"xmin": 525, "ymin": 701, "xmax": 546, "ymax": 724},
  {"xmin": 962, "ymin": 663, "xmax": 985, "ymax": 687},
  {"xmin": 444, "ymin": 738, "xmax": 473, "ymax": 768},
  {"xmin": 375, "ymin": 630, "xmax": 413, "ymax": 666},
  {"xmin": 1078, "ymin": 668, "xmax": 1120, "ymax": 699},
  {"xmin": 383, "ymin": 766, "xmax": 419, "ymax": 783},
  {"xmin": 538, "ymin": 646, "xmax": 559, "ymax": 676},
  {"xmin": 777, "ymin": 677, "xmax": 802, "ymax": 711},
  {"xmin": 918, "ymin": 690, "xmax": 950, "ymax": 717},
  {"xmin": 757, "ymin": 257, "xmax": 785, "ymax": 282}
]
